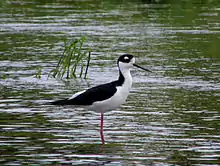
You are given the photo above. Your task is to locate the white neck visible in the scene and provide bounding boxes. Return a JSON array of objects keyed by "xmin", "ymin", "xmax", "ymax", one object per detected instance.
[{"xmin": 120, "ymin": 68, "xmax": 132, "ymax": 91}]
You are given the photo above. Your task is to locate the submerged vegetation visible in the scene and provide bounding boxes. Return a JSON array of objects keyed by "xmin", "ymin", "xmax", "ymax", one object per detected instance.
[
  {"xmin": 35, "ymin": 67, "xmax": 42, "ymax": 79},
  {"xmin": 50, "ymin": 36, "xmax": 91, "ymax": 79}
]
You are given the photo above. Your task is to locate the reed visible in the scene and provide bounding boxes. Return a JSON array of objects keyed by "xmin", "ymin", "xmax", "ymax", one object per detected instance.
[{"xmin": 50, "ymin": 36, "xmax": 91, "ymax": 79}]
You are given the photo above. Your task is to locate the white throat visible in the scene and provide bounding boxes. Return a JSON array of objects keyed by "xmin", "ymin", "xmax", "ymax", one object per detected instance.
[
  {"xmin": 121, "ymin": 68, "xmax": 132, "ymax": 89},
  {"xmin": 118, "ymin": 62, "xmax": 133, "ymax": 94},
  {"xmin": 118, "ymin": 61, "xmax": 133, "ymax": 90}
]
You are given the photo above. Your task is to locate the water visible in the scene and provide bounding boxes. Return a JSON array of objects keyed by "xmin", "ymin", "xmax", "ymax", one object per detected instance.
[{"xmin": 1, "ymin": 0, "xmax": 220, "ymax": 165}]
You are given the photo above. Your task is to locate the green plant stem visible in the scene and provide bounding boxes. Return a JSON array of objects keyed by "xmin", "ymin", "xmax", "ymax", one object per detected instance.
[
  {"xmin": 49, "ymin": 36, "xmax": 91, "ymax": 79},
  {"xmin": 84, "ymin": 51, "xmax": 91, "ymax": 79}
]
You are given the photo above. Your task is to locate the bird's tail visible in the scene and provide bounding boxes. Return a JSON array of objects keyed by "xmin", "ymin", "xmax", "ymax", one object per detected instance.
[{"xmin": 50, "ymin": 99, "xmax": 69, "ymax": 105}]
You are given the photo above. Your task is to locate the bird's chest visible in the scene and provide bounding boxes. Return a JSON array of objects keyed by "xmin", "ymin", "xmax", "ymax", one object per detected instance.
[
  {"xmin": 115, "ymin": 83, "xmax": 131, "ymax": 102},
  {"xmin": 89, "ymin": 80, "xmax": 132, "ymax": 113},
  {"xmin": 113, "ymin": 76, "xmax": 132, "ymax": 104}
]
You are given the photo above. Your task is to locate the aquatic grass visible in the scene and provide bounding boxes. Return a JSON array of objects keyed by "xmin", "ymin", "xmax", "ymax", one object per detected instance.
[
  {"xmin": 35, "ymin": 67, "xmax": 42, "ymax": 79},
  {"xmin": 50, "ymin": 36, "xmax": 91, "ymax": 79}
]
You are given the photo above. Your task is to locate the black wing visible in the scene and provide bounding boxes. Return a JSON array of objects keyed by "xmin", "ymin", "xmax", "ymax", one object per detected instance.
[{"xmin": 51, "ymin": 81, "xmax": 118, "ymax": 106}]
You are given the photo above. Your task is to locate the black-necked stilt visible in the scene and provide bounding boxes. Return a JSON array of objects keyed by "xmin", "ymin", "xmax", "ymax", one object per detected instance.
[{"xmin": 50, "ymin": 54, "xmax": 151, "ymax": 144}]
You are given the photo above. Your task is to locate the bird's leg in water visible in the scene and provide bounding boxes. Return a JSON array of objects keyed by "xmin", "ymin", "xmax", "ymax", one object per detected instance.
[{"xmin": 100, "ymin": 113, "xmax": 105, "ymax": 144}]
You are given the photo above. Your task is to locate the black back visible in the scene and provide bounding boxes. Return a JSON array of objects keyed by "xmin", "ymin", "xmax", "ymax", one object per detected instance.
[
  {"xmin": 51, "ymin": 77, "xmax": 125, "ymax": 106},
  {"xmin": 69, "ymin": 80, "xmax": 120, "ymax": 105}
]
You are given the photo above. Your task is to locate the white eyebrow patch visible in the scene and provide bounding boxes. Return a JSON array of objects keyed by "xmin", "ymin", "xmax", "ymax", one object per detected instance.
[{"xmin": 124, "ymin": 56, "xmax": 129, "ymax": 60}]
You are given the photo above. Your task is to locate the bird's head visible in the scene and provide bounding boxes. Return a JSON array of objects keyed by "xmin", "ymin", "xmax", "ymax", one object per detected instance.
[{"xmin": 117, "ymin": 54, "xmax": 151, "ymax": 72}]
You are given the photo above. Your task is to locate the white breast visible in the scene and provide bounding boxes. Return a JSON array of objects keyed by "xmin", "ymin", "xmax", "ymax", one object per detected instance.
[{"xmin": 89, "ymin": 69, "xmax": 132, "ymax": 113}]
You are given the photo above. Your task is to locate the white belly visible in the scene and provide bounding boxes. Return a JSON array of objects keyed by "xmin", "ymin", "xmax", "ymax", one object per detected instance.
[
  {"xmin": 89, "ymin": 68, "xmax": 132, "ymax": 113},
  {"xmin": 89, "ymin": 86, "xmax": 130, "ymax": 113}
]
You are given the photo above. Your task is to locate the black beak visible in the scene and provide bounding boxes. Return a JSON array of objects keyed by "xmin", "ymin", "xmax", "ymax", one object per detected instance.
[{"xmin": 133, "ymin": 64, "xmax": 151, "ymax": 72}]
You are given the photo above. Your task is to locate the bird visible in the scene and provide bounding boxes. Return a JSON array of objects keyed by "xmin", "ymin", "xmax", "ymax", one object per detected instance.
[{"xmin": 50, "ymin": 54, "xmax": 151, "ymax": 144}]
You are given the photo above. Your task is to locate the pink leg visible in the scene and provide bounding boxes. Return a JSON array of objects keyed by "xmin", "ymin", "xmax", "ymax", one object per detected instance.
[{"xmin": 100, "ymin": 113, "xmax": 105, "ymax": 144}]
